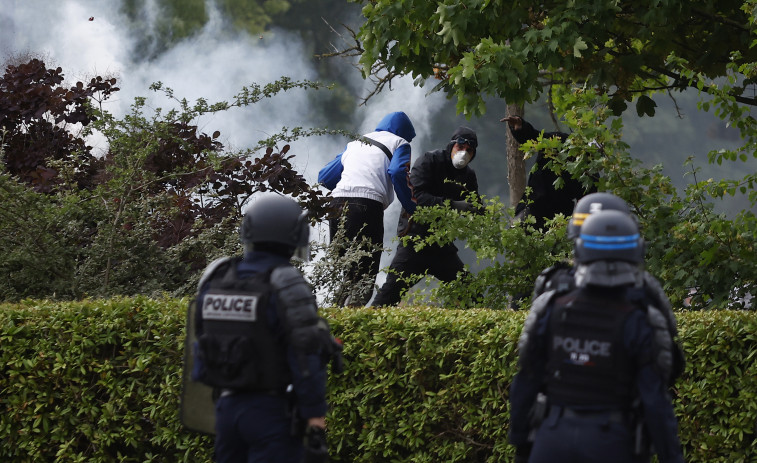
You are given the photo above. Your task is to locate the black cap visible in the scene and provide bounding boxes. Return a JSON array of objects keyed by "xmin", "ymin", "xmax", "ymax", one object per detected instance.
[{"xmin": 451, "ymin": 126, "xmax": 478, "ymax": 148}]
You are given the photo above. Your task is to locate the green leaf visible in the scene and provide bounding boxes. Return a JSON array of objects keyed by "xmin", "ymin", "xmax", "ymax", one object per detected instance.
[
  {"xmin": 573, "ymin": 37, "xmax": 588, "ymax": 57},
  {"xmin": 635, "ymin": 95, "xmax": 657, "ymax": 117}
]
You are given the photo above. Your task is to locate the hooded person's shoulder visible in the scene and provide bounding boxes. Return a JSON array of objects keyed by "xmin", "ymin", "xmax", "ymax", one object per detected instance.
[
  {"xmin": 409, "ymin": 149, "xmax": 444, "ymax": 178},
  {"xmin": 374, "ymin": 111, "xmax": 416, "ymax": 143},
  {"xmin": 417, "ymin": 148, "xmax": 449, "ymax": 167}
]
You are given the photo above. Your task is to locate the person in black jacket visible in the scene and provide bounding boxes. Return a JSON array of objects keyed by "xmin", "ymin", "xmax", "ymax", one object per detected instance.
[
  {"xmin": 371, "ymin": 126, "xmax": 480, "ymax": 307},
  {"xmin": 501, "ymin": 115, "xmax": 596, "ymax": 230}
]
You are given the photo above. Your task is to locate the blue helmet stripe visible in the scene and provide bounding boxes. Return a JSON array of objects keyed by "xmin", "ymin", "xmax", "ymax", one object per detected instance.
[
  {"xmin": 580, "ymin": 233, "xmax": 640, "ymax": 250},
  {"xmin": 582, "ymin": 242, "xmax": 639, "ymax": 250}
]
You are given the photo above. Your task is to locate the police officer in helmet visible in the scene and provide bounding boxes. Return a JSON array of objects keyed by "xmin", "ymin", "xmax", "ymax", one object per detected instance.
[
  {"xmin": 192, "ymin": 193, "xmax": 341, "ymax": 463},
  {"xmin": 532, "ymin": 192, "xmax": 684, "ymax": 381},
  {"xmin": 531, "ymin": 191, "xmax": 633, "ymax": 298},
  {"xmin": 509, "ymin": 210, "xmax": 685, "ymax": 463}
]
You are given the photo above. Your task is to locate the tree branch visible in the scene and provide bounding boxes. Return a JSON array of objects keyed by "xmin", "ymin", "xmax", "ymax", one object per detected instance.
[
  {"xmin": 690, "ymin": 7, "xmax": 751, "ymax": 32},
  {"xmin": 646, "ymin": 65, "xmax": 757, "ymax": 106}
]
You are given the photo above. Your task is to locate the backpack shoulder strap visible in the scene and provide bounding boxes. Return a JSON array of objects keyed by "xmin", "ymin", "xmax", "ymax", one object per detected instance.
[{"xmin": 362, "ymin": 136, "xmax": 393, "ymax": 160}]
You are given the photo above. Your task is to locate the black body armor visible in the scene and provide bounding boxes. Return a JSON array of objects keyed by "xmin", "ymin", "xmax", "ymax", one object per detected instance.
[
  {"xmin": 195, "ymin": 260, "xmax": 291, "ymax": 391},
  {"xmin": 545, "ymin": 287, "xmax": 636, "ymax": 408}
]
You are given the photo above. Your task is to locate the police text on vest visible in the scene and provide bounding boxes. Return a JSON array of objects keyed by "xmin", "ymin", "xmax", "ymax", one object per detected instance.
[
  {"xmin": 202, "ymin": 294, "xmax": 258, "ymax": 321},
  {"xmin": 553, "ymin": 336, "xmax": 611, "ymax": 357}
]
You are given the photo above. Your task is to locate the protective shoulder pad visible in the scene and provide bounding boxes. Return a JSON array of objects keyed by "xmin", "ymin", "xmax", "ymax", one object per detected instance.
[
  {"xmin": 532, "ymin": 262, "xmax": 574, "ymax": 299},
  {"xmin": 642, "ymin": 271, "xmax": 677, "ymax": 336},
  {"xmin": 645, "ymin": 303, "xmax": 675, "ymax": 385},
  {"xmin": 197, "ymin": 256, "xmax": 234, "ymax": 292},
  {"xmin": 518, "ymin": 289, "xmax": 556, "ymax": 366},
  {"xmin": 271, "ymin": 265, "xmax": 334, "ymax": 359},
  {"xmin": 270, "ymin": 265, "xmax": 319, "ymax": 329}
]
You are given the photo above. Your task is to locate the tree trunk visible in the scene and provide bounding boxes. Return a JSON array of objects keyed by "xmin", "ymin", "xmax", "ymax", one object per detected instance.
[{"xmin": 506, "ymin": 103, "xmax": 525, "ymax": 207}]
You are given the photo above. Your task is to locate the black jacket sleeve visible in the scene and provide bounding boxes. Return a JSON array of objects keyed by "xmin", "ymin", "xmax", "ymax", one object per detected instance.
[
  {"xmin": 411, "ymin": 150, "xmax": 479, "ymax": 207},
  {"xmin": 410, "ymin": 150, "xmax": 450, "ymax": 208},
  {"xmin": 510, "ymin": 119, "xmax": 568, "ymax": 145}
]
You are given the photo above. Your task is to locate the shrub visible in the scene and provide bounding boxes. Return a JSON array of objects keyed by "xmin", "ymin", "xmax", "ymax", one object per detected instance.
[
  {"xmin": 0, "ymin": 297, "xmax": 212, "ymax": 462},
  {"xmin": 406, "ymin": 87, "xmax": 757, "ymax": 311},
  {"xmin": 1, "ymin": 299, "xmax": 755, "ymax": 462},
  {"xmin": 0, "ymin": 59, "xmax": 335, "ymax": 301}
]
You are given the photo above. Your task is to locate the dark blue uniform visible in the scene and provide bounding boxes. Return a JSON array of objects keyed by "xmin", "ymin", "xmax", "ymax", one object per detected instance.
[
  {"xmin": 194, "ymin": 251, "xmax": 328, "ymax": 463},
  {"xmin": 509, "ymin": 287, "xmax": 684, "ymax": 463}
]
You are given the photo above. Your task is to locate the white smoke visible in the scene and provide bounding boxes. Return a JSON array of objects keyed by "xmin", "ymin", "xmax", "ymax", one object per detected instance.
[
  {"xmin": 2, "ymin": 0, "xmax": 451, "ymax": 300},
  {"xmin": 3, "ymin": 0, "xmax": 448, "ymax": 174}
]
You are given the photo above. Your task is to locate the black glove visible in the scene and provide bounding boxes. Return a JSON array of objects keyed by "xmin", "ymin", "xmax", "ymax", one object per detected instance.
[
  {"xmin": 303, "ymin": 425, "xmax": 328, "ymax": 463},
  {"xmin": 450, "ymin": 200, "xmax": 475, "ymax": 213},
  {"xmin": 328, "ymin": 337, "xmax": 344, "ymax": 374},
  {"xmin": 514, "ymin": 443, "xmax": 532, "ymax": 463}
]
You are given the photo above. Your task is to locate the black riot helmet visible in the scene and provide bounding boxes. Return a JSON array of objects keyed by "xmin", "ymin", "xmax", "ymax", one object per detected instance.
[
  {"xmin": 574, "ymin": 209, "xmax": 645, "ymax": 265},
  {"xmin": 567, "ymin": 192, "xmax": 632, "ymax": 239},
  {"xmin": 240, "ymin": 193, "xmax": 309, "ymax": 257}
]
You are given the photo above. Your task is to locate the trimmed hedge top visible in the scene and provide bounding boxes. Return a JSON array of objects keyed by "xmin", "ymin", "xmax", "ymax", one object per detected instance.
[{"xmin": 1, "ymin": 299, "xmax": 755, "ymax": 462}]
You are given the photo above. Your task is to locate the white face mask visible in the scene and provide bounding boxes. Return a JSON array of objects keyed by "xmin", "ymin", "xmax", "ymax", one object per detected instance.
[{"xmin": 451, "ymin": 149, "xmax": 472, "ymax": 169}]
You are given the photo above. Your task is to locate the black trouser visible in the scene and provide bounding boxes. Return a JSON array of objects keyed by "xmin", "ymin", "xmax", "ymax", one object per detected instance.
[
  {"xmin": 328, "ymin": 197, "xmax": 384, "ymax": 306},
  {"xmin": 372, "ymin": 241, "xmax": 465, "ymax": 307}
]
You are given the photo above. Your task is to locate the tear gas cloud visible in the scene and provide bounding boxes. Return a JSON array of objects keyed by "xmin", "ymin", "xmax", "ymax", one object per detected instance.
[{"xmin": 2, "ymin": 0, "xmax": 449, "ymax": 289}]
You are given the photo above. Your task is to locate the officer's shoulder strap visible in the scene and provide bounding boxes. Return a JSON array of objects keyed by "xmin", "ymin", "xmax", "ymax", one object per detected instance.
[
  {"xmin": 641, "ymin": 271, "xmax": 679, "ymax": 336},
  {"xmin": 532, "ymin": 262, "xmax": 574, "ymax": 299},
  {"xmin": 197, "ymin": 256, "xmax": 240, "ymax": 292},
  {"xmin": 630, "ymin": 273, "xmax": 681, "ymax": 344},
  {"xmin": 518, "ymin": 289, "xmax": 557, "ymax": 366},
  {"xmin": 269, "ymin": 264, "xmax": 305, "ymax": 291}
]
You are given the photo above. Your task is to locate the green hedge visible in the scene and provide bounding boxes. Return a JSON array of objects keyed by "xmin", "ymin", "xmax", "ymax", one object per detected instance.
[
  {"xmin": 0, "ymin": 298, "xmax": 755, "ymax": 462},
  {"xmin": 0, "ymin": 297, "xmax": 212, "ymax": 462}
]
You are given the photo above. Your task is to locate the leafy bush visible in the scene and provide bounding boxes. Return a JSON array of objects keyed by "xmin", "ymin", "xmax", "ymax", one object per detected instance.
[
  {"xmin": 325, "ymin": 306, "xmax": 521, "ymax": 462},
  {"xmin": 405, "ymin": 87, "xmax": 756, "ymax": 311},
  {"xmin": 0, "ymin": 297, "xmax": 212, "ymax": 462},
  {"xmin": 0, "ymin": 59, "xmax": 117, "ymax": 193},
  {"xmin": 4, "ymin": 59, "xmax": 755, "ymax": 312},
  {"xmin": 2, "ymin": 298, "xmax": 756, "ymax": 462},
  {"xmin": 406, "ymin": 195, "xmax": 571, "ymax": 309},
  {"xmin": 304, "ymin": 216, "xmax": 387, "ymax": 307},
  {"xmin": 675, "ymin": 310, "xmax": 757, "ymax": 463},
  {"xmin": 0, "ymin": 59, "xmax": 335, "ymax": 301}
]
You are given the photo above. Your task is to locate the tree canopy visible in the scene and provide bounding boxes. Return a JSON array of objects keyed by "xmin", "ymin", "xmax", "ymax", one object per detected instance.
[
  {"xmin": 339, "ymin": 0, "xmax": 757, "ymax": 310},
  {"xmin": 352, "ymin": 0, "xmax": 757, "ymax": 116},
  {"xmin": 0, "ymin": 59, "xmax": 333, "ymax": 300}
]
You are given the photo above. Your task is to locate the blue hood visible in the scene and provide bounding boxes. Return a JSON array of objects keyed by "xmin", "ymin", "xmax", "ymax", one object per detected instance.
[{"xmin": 375, "ymin": 111, "xmax": 416, "ymax": 142}]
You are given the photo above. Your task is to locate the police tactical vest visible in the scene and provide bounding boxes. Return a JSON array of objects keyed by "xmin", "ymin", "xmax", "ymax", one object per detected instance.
[
  {"xmin": 195, "ymin": 259, "xmax": 291, "ymax": 391},
  {"xmin": 545, "ymin": 287, "xmax": 636, "ymax": 408}
]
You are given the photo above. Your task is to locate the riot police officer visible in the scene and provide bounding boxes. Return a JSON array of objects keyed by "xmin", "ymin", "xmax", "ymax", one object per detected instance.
[
  {"xmin": 509, "ymin": 210, "xmax": 685, "ymax": 463},
  {"xmin": 532, "ymin": 192, "xmax": 634, "ymax": 298},
  {"xmin": 192, "ymin": 193, "xmax": 340, "ymax": 463},
  {"xmin": 532, "ymin": 192, "xmax": 684, "ymax": 380}
]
